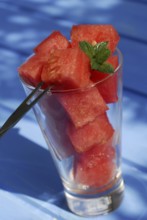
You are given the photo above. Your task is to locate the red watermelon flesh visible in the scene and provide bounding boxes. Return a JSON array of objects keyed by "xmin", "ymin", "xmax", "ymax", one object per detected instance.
[
  {"xmin": 34, "ymin": 31, "xmax": 70, "ymax": 54},
  {"xmin": 18, "ymin": 31, "xmax": 70, "ymax": 87},
  {"xmin": 39, "ymin": 94, "xmax": 75, "ymax": 159},
  {"xmin": 67, "ymin": 113, "xmax": 114, "ymax": 153},
  {"xmin": 18, "ymin": 54, "xmax": 46, "ymax": 87},
  {"xmin": 71, "ymin": 24, "xmax": 120, "ymax": 52},
  {"xmin": 74, "ymin": 143, "xmax": 116, "ymax": 187},
  {"xmin": 41, "ymin": 47, "xmax": 91, "ymax": 90},
  {"xmin": 58, "ymin": 85, "xmax": 108, "ymax": 128},
  {"xmin": 91, "ymin": 56, "xmax": 119, "ymax": 103}
]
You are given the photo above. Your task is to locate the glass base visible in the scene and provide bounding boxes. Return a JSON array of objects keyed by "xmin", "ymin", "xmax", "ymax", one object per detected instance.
[{"xmin": 65, "ymin": 178, "xmax": 124, "ymax": 217}]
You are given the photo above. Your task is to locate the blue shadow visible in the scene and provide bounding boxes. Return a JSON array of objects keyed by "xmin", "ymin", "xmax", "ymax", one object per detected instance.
[{"xmin": 0, "ymin": 128, "xmax": 69, "ymax": 211}]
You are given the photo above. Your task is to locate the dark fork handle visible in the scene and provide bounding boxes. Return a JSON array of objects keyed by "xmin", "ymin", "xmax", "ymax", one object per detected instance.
[{"xmin": 0, "ymin": 82, "xmax": 51, "ymax": 137}]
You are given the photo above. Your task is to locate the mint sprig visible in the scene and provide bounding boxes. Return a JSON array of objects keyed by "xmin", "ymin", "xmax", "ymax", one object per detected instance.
[
  {"xmin": 79, "ymin": 41, "xmax": 94, "ymax": 59},
  {"xmin": 79, "ymin": 41, "xmax": 114, "ymax": 73}
]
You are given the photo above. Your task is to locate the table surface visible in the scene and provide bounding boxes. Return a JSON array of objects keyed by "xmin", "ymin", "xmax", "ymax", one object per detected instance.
[{"xmin": 0, "ymin": 0, "xmax": 147, "ymax": 219}]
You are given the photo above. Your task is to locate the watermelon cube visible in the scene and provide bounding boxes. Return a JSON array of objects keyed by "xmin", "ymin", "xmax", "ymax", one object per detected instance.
[
  {"xmin": 18, "ymin": 54, "xmax": 46, "ymax": 87},
  {"xmin": 67, "ymin": 113, "xmax": 114, "ymax": 153},
  {"xmin": 41, "ymin": 48, "xmax": 91, "ymax": 90},
  {"xmin": 18, "ymin": 31, "xmax": 70, "ymax": 87},
  {"xmin": 58, "ymin": 86, "xmax": 108, "ymax": 128},
  {"xmin": 91, "ymin": 56, "xmax": 119, "ymax": 103},
  {"xmin": 74, "ymin": 142, "xmax": 116, "ymax": 187},
  {"xmin": 34, "ymin": 31, "xmax": 70, "ymax": 54},
  {"xmin": 71, "ymin": 24, "xmax": 120, "ymax": 52},
  {"xmin": 39, "ymin": 94, "xmax": 75, "ymax": 159}
]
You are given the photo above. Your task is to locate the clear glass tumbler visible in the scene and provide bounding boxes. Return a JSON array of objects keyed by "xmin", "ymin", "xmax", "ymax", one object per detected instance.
[{"xmin": 21, "ymin": 48, "xmax": 124, "ymax": 217}]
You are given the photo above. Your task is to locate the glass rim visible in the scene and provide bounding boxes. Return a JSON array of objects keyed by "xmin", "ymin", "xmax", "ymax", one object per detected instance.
[{"xmin": 20, "ymin": 47, "xmax": 123, "ymax": 94}]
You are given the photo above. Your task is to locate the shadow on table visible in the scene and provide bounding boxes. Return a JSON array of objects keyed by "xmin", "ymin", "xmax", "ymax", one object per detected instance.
[
  {"xmin": 0, "ymin": 128, "xmax": 69, "ymax": 211},
  {"xmin": 114, "ymin": 171, "xmax": 147, "ymax": 220}
]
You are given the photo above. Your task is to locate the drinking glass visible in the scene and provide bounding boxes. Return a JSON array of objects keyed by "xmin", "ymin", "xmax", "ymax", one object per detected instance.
[{"xmin": 21, "ymin": 48, "xmax": 124, "ymax": 217}]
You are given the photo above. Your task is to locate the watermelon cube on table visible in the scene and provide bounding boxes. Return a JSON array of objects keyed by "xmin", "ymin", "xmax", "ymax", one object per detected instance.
[
  {"xmin": 91, "ymin": 56, "xmax": 119, "ymax": 103},
  {"xmin": 67, "ymin": 113, "xmax": 114, "ymax": 153},
  {"xmin": 71, "ymin": 24, "xmax": 120, "ymax": 52},
  {"xmin": 34, "ymin": 31, "xmax": 70, "ymax": 54},
  {"xmin": 41, "ymin": 47, "xmax": 91, "ymax": 90},
  {"xmin": 58, "ymin": 86, "xmax": 108, "ymax": 128},
  {"xmin": 74, "ymin": 142, "xmax": 116, "ymax": 187}
]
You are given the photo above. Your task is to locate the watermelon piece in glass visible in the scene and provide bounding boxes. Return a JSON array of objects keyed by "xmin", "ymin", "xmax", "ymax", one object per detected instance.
[
  {"xmin": 74, "ymin": 142, "xmax": 116, "ymax": 187},
  {"xmin": 91, "ymin": 56, "xmax": 119, "ymax": 103},
  {"xmin": 34, "ymin": 31, "xmax": 70, "ymax": 54},
  {"xmin": 58, "ymin": 86, "xmax": 108, "ymax": 128},
  {"xmin": 67, "ymin": 113, "xmax": 114, "ymax": 153},
  {"xmin": 18, "ymin": 54, "xmax": 46, "ymax": 87},
  {"xmin": 39, "ymin": 94, "xmax": 75, "ymax": 159},
  {"xmin": 41, "ymin": 47, "xmax": 91, "ymax": 90},
  {"xmin": 71, "ymin": 24, "xmax": 120, "ymax": 52},
  {"xmin": 18, "ymin": 31, "xmax": 70, "ymax": 87}
]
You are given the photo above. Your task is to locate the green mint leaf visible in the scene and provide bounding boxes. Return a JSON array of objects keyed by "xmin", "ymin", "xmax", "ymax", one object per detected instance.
[
  {"xmin": 93, "ymin": 41, "xmax": 108, "ymax": 51},
  {"xmin": 79, "ymin": 41, "xmax": 94, "ymax": 59},
  {"xmin": 90, "ymin": 59, "xmax": 99, "ymax": 70},
  {"xmin": 95, "ymin": 48, "xmax": 110, "ymax": 64},
  {"xmin": 94, "ymin": 42, "xmax": 110, "ymax": 64},
  {"xmin": 79, "ymin": 40, "xmax": 114, "ymax": 74},
  {"xmin": 95, "ymin": 62, "xmax": 114, "ymax": 73}
]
